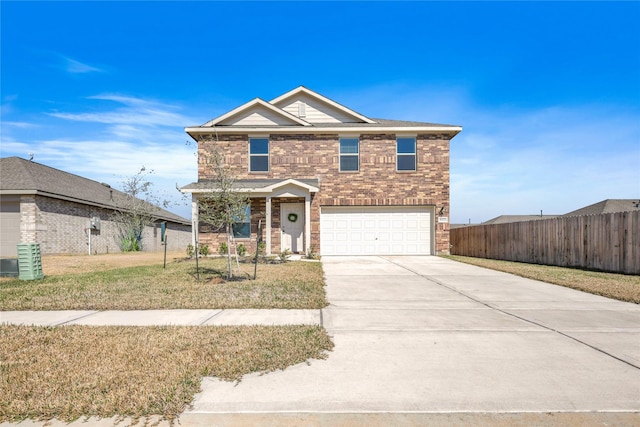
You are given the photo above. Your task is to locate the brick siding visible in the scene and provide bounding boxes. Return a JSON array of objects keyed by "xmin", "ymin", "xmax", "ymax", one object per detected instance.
[
  {"xmin": 17, "ymin": 195, "xmax": 191, "ymax": 255},
  {"xmin": 198, "ymin": 132, "xmax": 451, "ymax": 254}
]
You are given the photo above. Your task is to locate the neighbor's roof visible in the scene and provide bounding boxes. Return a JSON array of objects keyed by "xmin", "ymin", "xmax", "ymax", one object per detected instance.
[
  {"xmin": 563, "ymin": 199, "xmax": 640, "ymax": 217},
  {"xmin": 186, "ymin": 86, "xmax": 462, "ymax": 137},
  {"xmin": 0, "ymin": 157, "xmax": 190, "ymax": 225},
  {"xmin": 482, "ymin": 215, "xmax": 560, "ymax": 225}
]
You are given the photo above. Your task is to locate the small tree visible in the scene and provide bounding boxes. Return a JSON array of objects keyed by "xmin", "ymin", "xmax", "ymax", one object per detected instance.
[
  {"xmin": 112, "ymin": 166, "xmax": 170, "ymax": 252},
  {"xmin": 196, "ymin": 149, "xmax": 249, "ymax": 279}
]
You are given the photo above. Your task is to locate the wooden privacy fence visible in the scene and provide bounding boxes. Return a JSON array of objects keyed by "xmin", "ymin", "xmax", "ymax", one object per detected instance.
[{"xmin": 450, "ymin": 211, "xmax": 639, "ymax": 275}]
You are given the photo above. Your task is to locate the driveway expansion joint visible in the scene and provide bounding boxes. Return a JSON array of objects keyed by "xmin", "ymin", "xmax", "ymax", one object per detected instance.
[{"xmin": 382, "ymin": 256, "xmax": 640, "ymax": 371}]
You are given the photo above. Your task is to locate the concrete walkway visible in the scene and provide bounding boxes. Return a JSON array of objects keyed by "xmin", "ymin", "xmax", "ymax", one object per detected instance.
[
  {"xmin": 0, "ymin": 308, "xmax": 321, "ymax": 327},
  {"xmin": 2, "ymin": 256, "xmax": 639, "ymax": 426}
]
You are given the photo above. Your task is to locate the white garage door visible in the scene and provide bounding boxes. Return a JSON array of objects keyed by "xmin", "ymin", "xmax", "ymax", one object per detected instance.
[{"xmin": 320, "ymin": 206, "xmax": 432, "ymax": 256}]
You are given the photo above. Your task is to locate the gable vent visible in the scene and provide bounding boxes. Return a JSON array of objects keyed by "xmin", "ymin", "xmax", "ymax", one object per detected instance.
[{"xmin": 298, "ymin": 102, "xmax": 306, "ymax": 118}]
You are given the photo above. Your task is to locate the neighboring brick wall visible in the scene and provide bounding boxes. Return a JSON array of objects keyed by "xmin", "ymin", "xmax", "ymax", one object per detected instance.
[
  {"xmin": 20, "ymin": 195, "xmax": 191, "ymax": 255},
  {"xmin": 198, "ymin": 132, "xmax": 451, "ymax": 254}
]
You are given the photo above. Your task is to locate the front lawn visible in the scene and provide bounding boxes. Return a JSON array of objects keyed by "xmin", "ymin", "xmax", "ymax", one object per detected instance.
[
  {"xmin": 0, "ymin": 257, "xmax": 328, "ymax": 310},
  {"xmin": 0, "ymin": 324, "xmax": 333, "ymax": 423}
]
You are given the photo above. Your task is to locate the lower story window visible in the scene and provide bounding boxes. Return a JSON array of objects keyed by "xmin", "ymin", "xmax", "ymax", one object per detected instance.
[{"xmin": 232, "ymin": 204, "xmax": 251, "ymax": 238}]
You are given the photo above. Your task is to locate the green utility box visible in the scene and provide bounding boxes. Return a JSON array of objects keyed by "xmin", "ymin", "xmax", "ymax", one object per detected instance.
[{"xmin": 17, "ymin": 243, "xmax": 44, "ymax": 280}]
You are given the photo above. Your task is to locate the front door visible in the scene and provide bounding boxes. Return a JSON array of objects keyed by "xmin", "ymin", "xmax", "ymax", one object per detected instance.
[{"xmin": 281, "ymin": 203, "xmax": 305, "ymax": 253}]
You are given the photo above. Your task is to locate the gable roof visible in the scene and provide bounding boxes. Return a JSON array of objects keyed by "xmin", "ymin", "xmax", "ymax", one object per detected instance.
[
  {"xmin": 270, "ymin": 86, "xmax": 376, "ymax": 124},
  {"xmin": 202, "ymin": 98, "xmax": 312, "ymax": 127},
  {"xmin": 563, "ymin": 199, "xmax": 640, "ymax": 217},
  {"xmin": 0, "ymin": 157, "xmax": 190, "ymax": 224},
  {"xmin": 186, "ymin": 86, "xmax": 462, "ymax": 138}
]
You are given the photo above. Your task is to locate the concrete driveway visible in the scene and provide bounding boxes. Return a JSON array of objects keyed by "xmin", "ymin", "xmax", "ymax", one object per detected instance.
[{"xmin": 184, "ymin": 256, "xmax": 640, "ymax": 424}]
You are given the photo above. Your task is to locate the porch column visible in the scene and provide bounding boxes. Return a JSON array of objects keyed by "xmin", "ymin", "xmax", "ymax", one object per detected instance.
[
  {"xmin": 305, "ymin": 195, "xmax": 311, "ymax": 253},
  {"xmin": 191, "ymin": 196, "xmax": 198, "ymax": 247},
  {"xmin": 265, "ymin": 196, "xmax": 272, "ymax": 255}
]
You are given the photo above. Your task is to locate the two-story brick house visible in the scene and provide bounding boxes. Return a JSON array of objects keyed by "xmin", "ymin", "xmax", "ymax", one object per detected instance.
[{"xmin": 181, "ymin": 87, "xmax": 461, "ymax": 256}]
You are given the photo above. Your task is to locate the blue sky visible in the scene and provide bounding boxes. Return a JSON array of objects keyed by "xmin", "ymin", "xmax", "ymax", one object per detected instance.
[{"xmin": 2, "ymin": 1, "xmax": 639, "ymax": 223}]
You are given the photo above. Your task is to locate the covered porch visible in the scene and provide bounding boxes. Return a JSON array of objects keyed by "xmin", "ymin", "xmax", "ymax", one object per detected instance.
[{"xmin": 182, "ymin": 179, "xmax": 319, "ymax": 255}]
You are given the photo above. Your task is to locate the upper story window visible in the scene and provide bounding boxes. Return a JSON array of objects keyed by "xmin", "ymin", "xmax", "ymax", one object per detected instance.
[
  {"xmin": 339, "ymin": 138, "xmax": 359, "ymax": 172},
  {"xmin": 396, "ymin": 137, "xmax": 416, "ymax": 171},
  {"xmin": 249, "ymin": 138, "xmax": 269, "ymax": 172}
]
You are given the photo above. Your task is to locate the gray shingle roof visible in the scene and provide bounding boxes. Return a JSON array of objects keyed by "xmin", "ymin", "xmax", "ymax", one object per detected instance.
[
  {"xmin": 0, "ymin": 157, "xmax": 189, "ymax": 224},
  {"xmin": 563, "ymin": 199, "xmax": 640, "ymax": 217}
]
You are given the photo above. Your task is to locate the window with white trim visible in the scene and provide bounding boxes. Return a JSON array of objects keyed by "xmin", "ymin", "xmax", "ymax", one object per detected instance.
[
  {"xmin": 339, "ymin": 138, "xmax": 359, "ymax": 172},
  {"xmin": 396, "ymin": 137, "xmax": 416, "ymax": 171},
  {"xmin": 232, "ymin": 204, "xmax": 251, "ymax": 239},
  {"xmin": 249, "ymin": 138, "xmax": 269, "ymax": 172}
]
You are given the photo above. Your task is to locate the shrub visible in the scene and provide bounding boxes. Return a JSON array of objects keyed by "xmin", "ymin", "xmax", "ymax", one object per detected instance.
[
  {"xmin": 306, "ymin": 246, "xmax": 320, "ymax": 260},
  {"xmin": 198, "ymin": 244, "xmax": 210, "ymax": 256},
  {"xmin": 279, "ymin": 248, "xmax": 292, "ymax": 263},
  {"xmin": 237, "ymin": 243, "xmax": 247, "ymax": 257},
  {"xmin": 186, "ymin": 244, "xmax": 194, "ymax": 258},
  {"xmin": 218, "ymin": 242, "xmax": 228, "ymax": 256}
]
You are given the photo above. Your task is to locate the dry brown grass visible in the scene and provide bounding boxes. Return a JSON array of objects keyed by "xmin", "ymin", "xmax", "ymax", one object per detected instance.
[
  {"xmin": 0, "ymin": 257, "xmax": 327, "ymax": 310},
  {"xmin": 445, "ymin": 255, "xmax": 640, "ymax": 303},
  {"xmin": 0, "ymin": 324, "xmax": 333, "ymax": 423},
  {"xmin": 41, "ymin": 251, "xmax": 186, "ymax": 275}
]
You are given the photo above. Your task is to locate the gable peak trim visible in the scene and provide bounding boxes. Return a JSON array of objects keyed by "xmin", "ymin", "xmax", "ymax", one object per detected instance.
[
  {"xmin": 201, "ymin": 97, "xmax": 312, "ymax": 127},
  {"xmin": 270, "ymin": 86, "xmax": 377, "ymax": 124}
]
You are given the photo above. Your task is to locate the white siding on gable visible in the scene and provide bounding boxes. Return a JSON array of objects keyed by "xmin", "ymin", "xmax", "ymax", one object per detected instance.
[
  {"xmin": 218, "ymin": 106, "xmax": 301, "ymax": 126},
  {"xmin": 279, "ymin": 94, "xmax": 361, "ymax": 124}
]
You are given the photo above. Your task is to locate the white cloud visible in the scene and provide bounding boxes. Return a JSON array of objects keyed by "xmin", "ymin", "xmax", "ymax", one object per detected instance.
[
  {"xmin": 62, "ymin": 56, "xmax": 103, "ymax": 74},
  {"xmin": 49, "ymin": 94, "xmax": 191, "ymax": 128},
  {"xmin": 1, "ymin": 121, "xmax": 38, "ymax": 129}
]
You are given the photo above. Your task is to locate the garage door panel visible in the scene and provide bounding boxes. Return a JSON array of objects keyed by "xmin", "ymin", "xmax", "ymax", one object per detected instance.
[{"xmin": 321, "ymin": 206, "xmax": 432, "ymax": 256}]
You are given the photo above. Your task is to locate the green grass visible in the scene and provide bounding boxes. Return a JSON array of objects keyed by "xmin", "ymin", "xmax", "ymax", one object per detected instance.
[
  {"xmin": 444, "ymin": 255, "xmax": 640, "ymax": 304},
  {"xmin": 0, "ymin": 324, "xmax": 333, "ymax": 423},
  {"xmin": 0, "ymin": 258, "xmax": 328, "ymax": 310}
]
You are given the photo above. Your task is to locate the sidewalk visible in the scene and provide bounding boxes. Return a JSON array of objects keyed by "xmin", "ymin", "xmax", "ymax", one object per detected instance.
[{"xmin": 0, "ymin": 309, "xmax": 322, "ymax": 327}]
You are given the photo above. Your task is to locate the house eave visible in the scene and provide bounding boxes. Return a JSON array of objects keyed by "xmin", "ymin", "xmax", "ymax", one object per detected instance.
[
  {"xmin": 186, "ymin": 125, "xmax": 462, "ymax": 137},
  {"xmin": 0, "ymin": 189, "xmax": 116, "ymax": 210},
  {"xmin": 181, "ymin": 179, "xmax": 320, "ymax": 195},
  {"xmin": 0, "ymin": 189, "xmax": 191, "ymax": 225}
]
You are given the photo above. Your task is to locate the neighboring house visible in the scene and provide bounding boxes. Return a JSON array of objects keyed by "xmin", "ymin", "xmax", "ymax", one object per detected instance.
[
  {"xmin": 476, "ymin": 199, "xmax": 640, "ymax": 226},
  {"xmin": 0, "ymin": 157, "xmax": 191, "ymax": 257},
  {"xmin": 563, "ymin": 199, "xmax": 640, "ymax": 216},
  {"xmin": 181, "ymin": 86, "xmax": 461, "ymax": 256}
]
